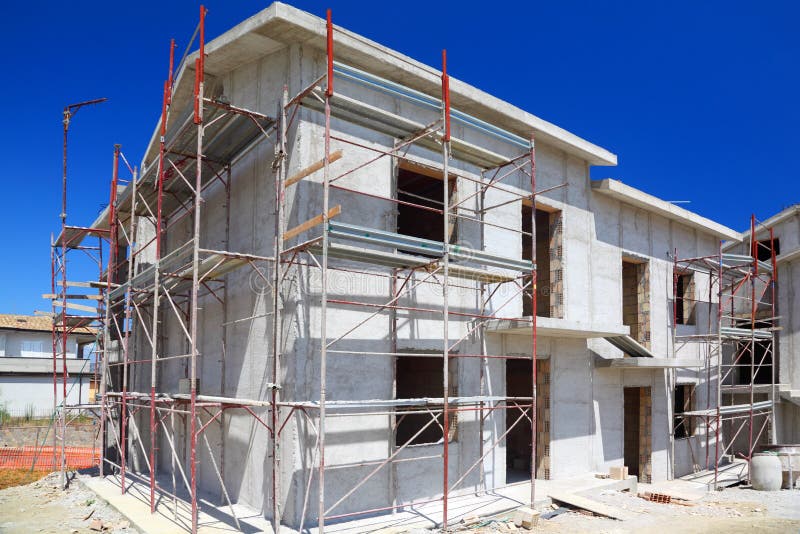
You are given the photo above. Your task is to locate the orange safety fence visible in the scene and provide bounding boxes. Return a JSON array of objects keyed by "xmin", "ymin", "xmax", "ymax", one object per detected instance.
[{"xmin": 0, "ymin": 446, "xmax": 100, "ymax": 470}]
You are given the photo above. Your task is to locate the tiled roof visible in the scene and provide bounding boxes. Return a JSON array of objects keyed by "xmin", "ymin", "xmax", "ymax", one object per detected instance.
[{"xmin": 0, "ymin": 314, "xmax": 95, "ymax": 335}]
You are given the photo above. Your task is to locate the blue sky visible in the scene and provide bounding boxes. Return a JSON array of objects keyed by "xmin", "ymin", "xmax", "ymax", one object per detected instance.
[{"xmin": 0, "ymin": 1, "xmax": 797, "ymax": 314}]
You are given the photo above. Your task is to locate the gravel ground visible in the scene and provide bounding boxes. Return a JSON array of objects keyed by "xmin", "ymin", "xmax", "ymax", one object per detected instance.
[
  {"xmin": 446, "ymin": 486, "xmax": 800, "ymax": 533},
  {"xmin": 0, "ymin": 471, "xmax": 138, "ymax": 534},
  {"xmin": 0, "ymin": 473, "xmax": 796, "ymax": 534}
]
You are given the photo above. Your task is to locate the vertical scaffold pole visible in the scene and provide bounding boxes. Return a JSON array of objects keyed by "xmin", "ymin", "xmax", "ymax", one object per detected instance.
[
  {"xmin": 670, "ymin": 249, "xmax": 678, "ymax": 478},
  {"xmin": 714, "ymin": 239, "xmax": 723, "ymax": 488},
  {"xmin": 272, "ymin": 85, "xmax": 289, "ymax": 533},
  {"xmin": 769, "ymin": 227, "xmax": 777, "ymax": 444},
  {"xmin": 748, "ymin": 215, "xmax": 756, "ymax": 471},
  {"xmin": 441, "ymin": 48, "xmax": 451, "ymax": 530},
  {"xmin": 60, "ymin": 108, "xmax": 70, "ymax": 489},
  {"xmin": 108, "ymin": 145, "xmax": 129, "ymax": 495},
  {"xmin": 529, "ymin": 135, "xmax": 537, "ymax": 507},
  {"xmin": 318, "ymin": 9, "xmax": 333, "ymax": 532},
  {"xmin": 51, "ymin": 236, "xmax": 58, "ymax": 473},
  {"xmin": 50, "ymin": 234, "xmax": 58, "ymax": 469},
  {"xmin": 121, "ymin": 154, "xmax": 139, "ymax": 497},
  {"xmin": 149, "ymin": 37, "xmax": 175, "ymax": 514},
  {"xmin": 190, "ymin": 6, "xmax": 206, "ymax": 532},
  {"xmin": 101, "ymin": 150, "xmax": 120, "ymax": 480}
]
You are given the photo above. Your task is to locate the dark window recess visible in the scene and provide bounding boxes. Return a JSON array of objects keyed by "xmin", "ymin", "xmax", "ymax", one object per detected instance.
[
  {"xmin": 396, "ymin": 168, "xmax": 456, "ymax": 250},
  {"xmin": 736, "ymin": 340, "xmax": 773, "ymax": 385},
  {"xmin": 622, "ymin": 260, "xmax": 650, "ymax": 349},
  {"xmin": 674, "ymin": 384, "xmax": 695, "ymax": 439},
  {"xmin": 756, "ymin": 239, "xmax": 779, "ymax": 262},
  {"xmin": 395, "ymin": 356, "xmax": 456, "ymax": 446},
  {"xmin": 675, "ymin": 272, "xmax": 695, "ymax": 326},
  {"xmin": 522, "ymin": 205, "xmax": 561, "ymax": 318}
]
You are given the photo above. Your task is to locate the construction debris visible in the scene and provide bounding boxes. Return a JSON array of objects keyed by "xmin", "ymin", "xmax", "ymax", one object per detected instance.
[
  {"xmin": 640, "ymin": 491, "xmax": 671, "ymax": 504},
  {"xmin": 512, "ymin": 506, "xmax": 540, "ymax": 529},
  {"xmin": 609, "ymin": 465, "xmax": 629, "ymax": 480},
  {"xmin": 540, "ymin": 506, "xmax": 570, "ymax": 520},
  {"xmin": 548, "ymin": 492, "xmax": 633, "ymax": 521}
]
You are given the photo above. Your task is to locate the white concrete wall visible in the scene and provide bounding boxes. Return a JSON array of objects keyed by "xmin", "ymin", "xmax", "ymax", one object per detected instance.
[
  {"xmin": 1, "ymin": 331, "xmax": 78, "ymax": 359},
  {"xmin": 0, "ymin": 330, "xmax": 88, "ymax": 415},
  {"xmin": 0, "ymin": 375, "xmax": 89, "ymax": 413}
]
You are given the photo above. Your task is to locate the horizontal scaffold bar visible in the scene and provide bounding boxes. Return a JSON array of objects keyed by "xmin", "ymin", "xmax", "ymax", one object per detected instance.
[
  {"xmin": 281, "ymin": 395, "xmax": 531, "ymax": 410},
  {"xmin": 328, "ymin": 221, "xmax": 533, "ymax": 272},
  {"xmin": 333, "ymin": 62, "xmax": 530, "ymax": 150}
]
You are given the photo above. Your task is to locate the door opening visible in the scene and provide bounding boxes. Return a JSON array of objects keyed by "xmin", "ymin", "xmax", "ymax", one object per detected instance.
[
  {"xmin": 623, "ymin": 386, "xmax": 652, "ymax": 482},
  {"xmin": 506, "ymin": 359, "xmax": 550, "ymax": 482}
]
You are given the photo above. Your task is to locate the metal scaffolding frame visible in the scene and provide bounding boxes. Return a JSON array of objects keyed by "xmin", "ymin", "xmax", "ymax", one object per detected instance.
[
  {"xmin": 47, "ymin": 97, "xmax": 110, "ymax": 488},
  {"xmin": 671, "ymin": 215, "xmax": 778, "ymax": 488},
  {"xmin": 57, "ymin": 6, "xmax": 545, "ymax": 533}
]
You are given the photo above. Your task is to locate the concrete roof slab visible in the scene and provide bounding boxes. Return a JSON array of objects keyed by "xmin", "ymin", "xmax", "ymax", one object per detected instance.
[{"xmin": 592, "ymin": 178, "xmax": 741, "ymax": 241}]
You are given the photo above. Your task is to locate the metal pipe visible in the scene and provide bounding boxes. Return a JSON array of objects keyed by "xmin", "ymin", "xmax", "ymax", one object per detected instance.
[
  {"xmin": 529, "ymin": 135, "xmax": 538, "ymax": 505},
  {"xmin": 769, "ymin": 227, "xmax": 777, "ymax": 444},
  {"xmin": 270, "ymin": 86, "xmax": 288, "ymax": 532},
  {"xmin": 149, "ymin": 37, "xmax": 175, "ymax": 514},
  {"xmin": 440, "ymin": 48, "xmax": 451, "ymax": 530},
  {"xmin": 190, "ymin": 7, "xmax": 206, "ymax": 531},
  {"xmin": 318, "ymin": 9, "xmax": 333, "ymax": 532}
]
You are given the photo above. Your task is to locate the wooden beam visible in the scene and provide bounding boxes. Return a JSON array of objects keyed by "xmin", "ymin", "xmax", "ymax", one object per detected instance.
[
  {"xmin": 283, "ymin": 205, "xmax": 341, "ymax": 242},
  {"xmin": 548, "ymin": 492, "xmax": 633, "ymax": 521},
  {"xmin": 285, "ymin": 150, "xmax": 343, "ymax": 188},
  {"xmin": 52, "ymin": 301, "xmax": 98, "ymax": 313},
  {"xmin": 42, "ymin": 294, "xmax": 103, "ymax": 300},
  {"xmin": 65, "ymin": 280, "xmax": 113, "ymax": 289},
  {"xmin": 65, "ymin": 281, "xmax": 94, "ymax": 288}
]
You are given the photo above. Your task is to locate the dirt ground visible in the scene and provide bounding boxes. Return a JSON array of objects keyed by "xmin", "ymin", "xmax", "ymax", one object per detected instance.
[
  {"xmin": 0, "ymin": 472, "xmax": 797, "ymax": 533},
  {"xmin": 0, "ymin": 471, "xmax": 138, "ymax": 534},
  {"xmin": 452, "ymin": 486, "xmax": 800, "ymax": 534}
]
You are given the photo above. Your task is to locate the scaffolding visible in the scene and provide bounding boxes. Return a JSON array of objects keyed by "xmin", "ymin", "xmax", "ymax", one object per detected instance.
[
  {"xmin": 47, "ymin": 98, "xmax": 109, "ymax": 487},
  {"xmin": 672, "ymin": 215, "xmax": 778, "ymax": 488},
  {"xmin": 61, "ymin": 6, "xmax": 544, "ymax": 533}
]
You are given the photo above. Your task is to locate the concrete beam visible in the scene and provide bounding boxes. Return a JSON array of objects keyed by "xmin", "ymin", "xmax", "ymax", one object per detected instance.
[
  {"xmin": 592, "ymin": 179, "xmax": 741, "ymax": 241},
  {"xmin": 485, "ymin": 316, "xmax": 629, "ymax": 338},
  {"xmin": 593, "ymin": 356, "xmax": 705, "ymax": 369}
]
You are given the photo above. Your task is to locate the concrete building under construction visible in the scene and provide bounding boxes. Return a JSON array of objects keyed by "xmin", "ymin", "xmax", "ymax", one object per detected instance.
[{"xmin": 47, "ymin": 3, "xmax": 792, "ymax": 532}]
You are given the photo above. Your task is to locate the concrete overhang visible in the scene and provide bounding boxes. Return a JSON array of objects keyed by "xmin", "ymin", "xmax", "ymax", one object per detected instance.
[
  {"xmin": 594, "ymin": 356, "xmax": 704, "ymax": 369},
  {"xmin": 485, "ymin": 316, "xmax": 630, "ymax": 338},
  {"xmin": 89, "ymin": 2, "xmax": 619, "ymax": 236},
  {"xmin": 776, "ymin": 247, "xmax": 800, "ymax": 265},
  {"xmin": 149, "ymin": 2, "xmax": 616, "ymax": 170},
  {"xmin": 0, "ymin": 357, "xmax": 93, "ymax": 375},
  {"xmin": 592, "ymin": 179, "xmax": 741, "ymax": 242}
]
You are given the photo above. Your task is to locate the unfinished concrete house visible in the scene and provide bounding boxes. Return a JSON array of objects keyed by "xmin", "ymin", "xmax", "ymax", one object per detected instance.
[{"xmin": 48, "ymin": 3, "xmax": 786, "ymax": 532}]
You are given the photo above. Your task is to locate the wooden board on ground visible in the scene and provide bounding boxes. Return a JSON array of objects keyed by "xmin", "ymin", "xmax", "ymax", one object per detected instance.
[{"xmin": 548, "ymin": 492, "xmax": 634, "ymax": 521}]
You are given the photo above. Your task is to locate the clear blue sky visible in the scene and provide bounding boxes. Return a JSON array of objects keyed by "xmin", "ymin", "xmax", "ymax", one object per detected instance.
[{"xmin": 0, "ymin": 1, "xmax": 797, "ymax": 314}]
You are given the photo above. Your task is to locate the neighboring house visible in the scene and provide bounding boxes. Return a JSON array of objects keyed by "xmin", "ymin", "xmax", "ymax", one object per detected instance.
[
  {"xmin": 0, "ymin": 314, "xmax": 95, "ymax": 414},
  {"xmin": 67, "ymin": 3, "xmax": 777, "ymax": 530},
  {"xmin": 724, "ymin": 206, "xmax": 800, "ymax": 443}
]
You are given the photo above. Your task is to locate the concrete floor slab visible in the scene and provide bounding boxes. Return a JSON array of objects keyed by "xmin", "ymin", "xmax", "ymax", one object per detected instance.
[
  {"xmin": 79, "ymin": 473, "xmax": 637, "ymax": 533},
  {"xmin": 81, "ymin": 474, "xmax": 272, "ymax": 534}
]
